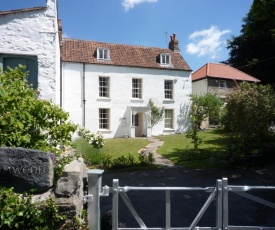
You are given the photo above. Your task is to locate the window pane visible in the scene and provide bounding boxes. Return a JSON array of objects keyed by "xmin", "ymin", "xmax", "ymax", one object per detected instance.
[
  {"xmin": 132, "ymin": 78, "xmax": 142, "ymax": 98},
  {"xmin": 99, "ymin": 77, "xmax": 109, "ymax": 97},
  {"xmin": 164, "ymin": 80, "xmax": 173, "ymax": 99},
  {"xmin": 99, "ymin": 108, "xmax": 109, "ymax": 129},
  {"xmin": 219, "ymin": 80, "xmax": 226, "ymax": 88},
  {"xmin": 165, "ymin": 109, "xmax": 173, "ymax": 128},
  {"xmin": 161, "ymin": 54, "xmax": 170, "ymax": 64}
]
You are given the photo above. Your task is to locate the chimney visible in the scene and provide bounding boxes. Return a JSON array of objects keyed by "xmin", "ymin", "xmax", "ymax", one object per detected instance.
[
  {"xmin": 58, "ymin": 19, "xmax": 62, "ymax": 43},
  {"xmin": 169, "ymin": 33, "xmax": 180, "ymax": 52}
]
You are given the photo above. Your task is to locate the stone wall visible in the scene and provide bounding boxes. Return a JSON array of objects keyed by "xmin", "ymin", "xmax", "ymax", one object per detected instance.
[{"xmin": 0, "ymin": 147, "xmax": 86, "ymax": 219}]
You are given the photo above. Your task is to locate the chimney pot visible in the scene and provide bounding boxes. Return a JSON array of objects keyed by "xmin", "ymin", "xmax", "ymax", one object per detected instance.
[{"xmin": 169, "ymin": 33, "xmax": 180, "ymax": 52}]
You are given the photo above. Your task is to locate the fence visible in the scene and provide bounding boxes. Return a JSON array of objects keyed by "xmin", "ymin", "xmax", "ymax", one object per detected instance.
[{"xmin": 84, "ymin": 169, "xmax": 275, "ymax": 230}]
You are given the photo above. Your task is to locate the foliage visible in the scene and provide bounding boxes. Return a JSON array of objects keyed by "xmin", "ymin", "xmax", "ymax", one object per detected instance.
[
  {"xmin": 73, "ymin": 138, "xmax": 102, "ymax": 166},
  {"xmin": 187, "ymin": 94, "xmax": 222, "ymax": 150},
  {"xmin": 60, "ymin": 210, "xmax": 88, "ymax": 230},
  {"xmin": 224, "ymin": 0, "xmax": 275, "ymax": 85},
  {"xmin": 77, "ymin": 127, "xmax": 105, "ymax": 149},
  {"xmin": 222, "ymin": 82, "xmax": 275, "ymax": 157},
  {"xmin": 0, "ymin": 66, "xmax": 77, "ymax": 155},
  {"xmin": 148, "ymin": 99, "xmax": 164, "ymax": 127},
  {"xmin": 0, "ymin": 187, "xmax": 65, "ymax": 229},
  {"xmin": 101, "ymin": 151, "xmax": 155, "ymax": 170},
  {"xmin": 138, "ymin": 151, "xmax": 155, "ymax": 165}
]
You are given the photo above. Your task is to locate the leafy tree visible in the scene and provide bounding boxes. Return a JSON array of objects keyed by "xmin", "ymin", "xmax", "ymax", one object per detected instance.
[
  {"xmin": 187, "ymin": 94, "xmax": 222, "ymax": 150},
  {"xmin": 0, "ymin": 66, "xmax": 77, "ymax": 155},
  {"xmin": 148, "ymin": 99, "xmax": 164, "ymax": 127},
  {"xmin": 222, "ymin": 82, "xmax": 275, "ymax": 157},
  {"xmin": 224, "ymin": 0, "xmax": 275, "ymax": 85}
]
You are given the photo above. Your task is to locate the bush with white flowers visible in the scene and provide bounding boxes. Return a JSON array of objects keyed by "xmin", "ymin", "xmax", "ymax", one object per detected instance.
[{"xmin": 77, "ymin": 127, "xmax": 105, "ymax": 149}]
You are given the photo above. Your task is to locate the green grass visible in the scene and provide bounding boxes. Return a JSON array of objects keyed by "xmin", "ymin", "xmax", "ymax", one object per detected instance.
[
  {"xmin": 157, "ymin": 129, "xmax": 228, "ymax": 168},
  {"xmin": 73, "ymin": 137, "xmax": 150, "ymax": 167}
]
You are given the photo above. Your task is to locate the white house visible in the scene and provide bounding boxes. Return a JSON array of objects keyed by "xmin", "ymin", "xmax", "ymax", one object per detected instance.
[
  {"xmin": 0, "ymin": 0, "xmax": 60, "ymax": 104},
  {"xmin": 61, "ymin": 34, "xmax": 192, "ymax": 138}
]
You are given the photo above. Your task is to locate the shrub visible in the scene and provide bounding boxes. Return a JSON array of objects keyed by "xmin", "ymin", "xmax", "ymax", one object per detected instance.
[
  {"xmin": 0, "ymin": 187, "xmax": 65, "ymax": 229},
  {"xmin": 0, "ymin": 66, "xmax": 77, "ymax": 155},
  {"xmin": 77, "ymin": 127, "xmax": 104, "ymax": 149}
]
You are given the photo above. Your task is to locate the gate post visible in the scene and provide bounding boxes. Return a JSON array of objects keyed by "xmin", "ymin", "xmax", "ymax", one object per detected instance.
[
  {"xmin": 87, "ymin": 169, "xmax": 104, "ymax": 230},
  {"xmin": 216, "ymin": 179, "xmax": 223, "ymax": 230}
]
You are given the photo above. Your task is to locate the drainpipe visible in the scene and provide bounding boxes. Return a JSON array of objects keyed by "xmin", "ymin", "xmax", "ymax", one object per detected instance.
[
  {"xmin": 60, "ymin": 57, "xmax": 62, "ymax": 108},
  {"xmin": 82, "ymin": 63, "xmax": 86, "ymax": 127}
]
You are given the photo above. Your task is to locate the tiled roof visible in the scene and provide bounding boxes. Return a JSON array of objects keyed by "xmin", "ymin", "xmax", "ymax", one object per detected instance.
[
  {"xmin": 61, "ymin": 38, "xmax": 192, "ymax": 71},
  {"xmin": 192, "ymin": 63, "xmax": 260, "ymax": 82},
  {"xmin": 0, "ymin": 7, "xmax": 47, "ymax": 16}
]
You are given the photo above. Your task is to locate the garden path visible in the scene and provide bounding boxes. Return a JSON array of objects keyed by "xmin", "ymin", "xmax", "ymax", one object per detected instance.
[{"xmin": 138, "ymin": 137, "xmax": 175, "ymax": 167}]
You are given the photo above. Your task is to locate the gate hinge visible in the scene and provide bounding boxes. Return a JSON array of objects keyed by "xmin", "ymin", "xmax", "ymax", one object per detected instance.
[
  {"xmin": 83, "ymin": 195, "xmax": 93, "ymax": 203},
  {"xmin": 100, "ymin": 186, "xmax": 110, "ymax": 197}
]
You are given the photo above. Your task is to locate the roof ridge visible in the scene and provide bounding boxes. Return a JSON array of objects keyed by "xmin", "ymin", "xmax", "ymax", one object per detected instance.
[
  {"xmin": 0, "ymin": 6, "xmax": 47, "ymax": 15},
  {"xmin": 62, "ymin": 38, "xmax": 170, "ymax": 51}
]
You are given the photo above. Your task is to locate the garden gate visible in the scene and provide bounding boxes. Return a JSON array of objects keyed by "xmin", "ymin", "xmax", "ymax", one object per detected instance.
[{"xmin": 84, "ymin": 169, "xmax": 275, "ymax": 230}]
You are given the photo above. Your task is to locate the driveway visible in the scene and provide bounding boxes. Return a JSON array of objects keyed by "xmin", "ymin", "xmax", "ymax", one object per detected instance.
[{"xmin": 100, "ymin": 165, "xmax": 275, "ymax": 228}]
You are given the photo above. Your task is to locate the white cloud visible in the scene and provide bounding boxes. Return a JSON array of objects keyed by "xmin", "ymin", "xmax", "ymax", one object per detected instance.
[
  {"xmin": 186, "ymin": 26, "xmax": 230, "ymax": 59},
  {"xmin": 122, "ymin": 0, "xmax": 158, "ymax": 11}
]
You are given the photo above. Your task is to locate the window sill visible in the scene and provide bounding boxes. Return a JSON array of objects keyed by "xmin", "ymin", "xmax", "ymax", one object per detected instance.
[
  {"xmin": 163, "ymin": 128, "xmax": 175, "ymax": 132},
  {"xmin": 97, "ymin": 98, "xmax": 111, "ymax": 102},
  {"xmin": 130, "ymin": 98, "xmax": 144, "ymax": 103},
  {"xmin": 163, "ymin": 99, "xmax": 175, "ymax": 103},
  {"xmin": 99, "ymin": 129, "xmax": 112, "ymax": 133}
]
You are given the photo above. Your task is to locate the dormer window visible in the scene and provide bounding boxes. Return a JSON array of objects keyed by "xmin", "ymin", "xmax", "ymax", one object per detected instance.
[
  {"xmin": 161, "ymin": 53, "xmax": 171, "ymax": 65},
  {"xmin": 97, "ymin": 48, "xmax": 110, "ymax": 60}
]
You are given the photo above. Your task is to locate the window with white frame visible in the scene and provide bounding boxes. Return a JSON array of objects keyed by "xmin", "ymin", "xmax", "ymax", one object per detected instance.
[
  {"xmin": 164, "ymin": 80, "xmax": 173, "ymax": 99},
  {"xmin": 132, "ymin": 78, "xmax": 142, "ymax": 99},
  {"xmin": 219, "ymin": 80, "xmax": 226, "ymax": 88},
  {"xmin": 164, "ymin": 109, "xmax": 173, "ymax": 129},
  {"xmin": 97, "ymin": 48, "xmax": 110, "ymax": 60},
  {"xmin": 99, "ymin": 108, "xmax": 110, "ymax": 130},
  {"xmin": 161, "ymin": 53, "xmax": 171, "ymax": 65},
  {"xmin": 132, "ymin": 114, "xmax": 139, "ymax": 127},
  {"xmin": 99, "ymin": 76, "xmax": 109, "ymax": 97}
]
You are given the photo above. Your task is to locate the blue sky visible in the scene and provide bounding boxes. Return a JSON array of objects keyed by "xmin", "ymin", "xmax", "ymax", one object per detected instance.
[{"xmin": 2, "ymin": 0, "xmax": 253, "ymax": 71}]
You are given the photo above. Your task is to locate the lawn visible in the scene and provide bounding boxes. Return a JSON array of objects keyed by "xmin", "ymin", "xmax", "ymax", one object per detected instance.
[
  {"xmin": 73, "ymin": 137, "xmax": 150, "ymax": 166},
  {"xmin": 157, "ymin": 129, "xmax": 228, "ymax": 168}
]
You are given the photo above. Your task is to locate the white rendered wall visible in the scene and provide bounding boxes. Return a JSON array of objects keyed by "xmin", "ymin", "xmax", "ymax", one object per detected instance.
[
  {"xmin": 62, "ymin": 62, "xmax": 192, "ymax": 138},
  {"xmin": 0, "ymin": 0, "xmax": 60, "ymax": 103}
]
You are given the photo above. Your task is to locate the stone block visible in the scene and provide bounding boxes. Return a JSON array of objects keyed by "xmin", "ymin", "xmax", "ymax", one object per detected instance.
[{"xmin": 0, "ymin": 147, "xmax": 54, "ymax": 193}]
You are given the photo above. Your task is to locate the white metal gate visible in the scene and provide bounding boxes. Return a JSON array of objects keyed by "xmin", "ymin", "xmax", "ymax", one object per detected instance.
[{"xmin": 85, "ymin": 169, "xmax": 275, "ymax": 230}]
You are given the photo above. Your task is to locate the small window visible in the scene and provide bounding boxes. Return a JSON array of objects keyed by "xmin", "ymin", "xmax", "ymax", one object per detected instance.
[
  {"xmin": 164, "ymin": 109, "xmax": 173, "ymax": 129},
  {"xmin": 97, "ymin": 48, "xmax": 110, "ymax": 60},
  {"xmin": 132, "ymin": 114, "xmax": 139, "ymax": 127},
  {"xmin": 219, "ymin": 80, "xmax": 226, "ymax": 88},
  {"xmin": 99, "ymin": 108, "xmax": 110, "ymax": 130},
  {"xmin": 164, "ymin": 80, "xmax": 173, "ymax": 99},
  {"xmin": 161, "ymin": 54, "xmax": 171, "ymax": 65},
  {"xmin": 99, "ymin": 76, "xmax": 109, "ymax": 98},
  {"xmin": 132, "ymin": 78, "xmax": 142, "ymax": 99}
]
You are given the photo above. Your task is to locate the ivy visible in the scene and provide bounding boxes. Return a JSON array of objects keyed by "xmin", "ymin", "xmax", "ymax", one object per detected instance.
[{"xmin": 148, "ymin": 99, "xmax": 164, "ymax": 127}]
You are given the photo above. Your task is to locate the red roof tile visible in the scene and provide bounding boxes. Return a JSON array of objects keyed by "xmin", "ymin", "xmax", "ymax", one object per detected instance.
[
  {"xmin": 192, "ymin": 63, "xmax": 260, "ymax": 82},
  {"xmin": 0, "ymin": 7, "xmax": 47, "ymax": 15},
  {"xmin": 61, "ymin": 39, "xmax": 192, "ymax": 71}
]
